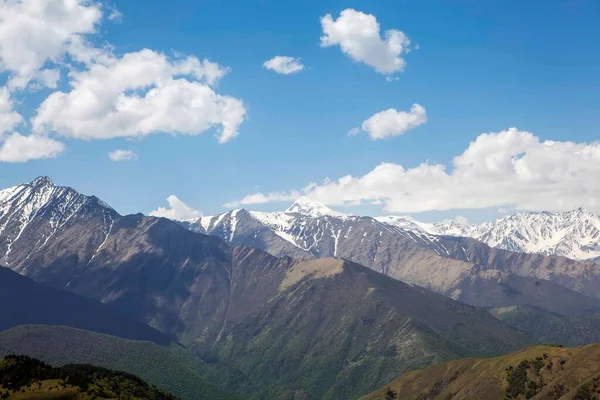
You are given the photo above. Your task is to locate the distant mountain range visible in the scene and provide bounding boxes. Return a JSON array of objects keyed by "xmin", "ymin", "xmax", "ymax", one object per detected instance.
[
  {"xmin": 185, "ymin": 197, "xmax": 600, "ymax": 262},
  {"xmin": 179, "ymin": 197, "xmax": 600, "ymax": 302},
  {"xmin": 378, "ymin": 207, "xmax": 600, "ymax": 262}
]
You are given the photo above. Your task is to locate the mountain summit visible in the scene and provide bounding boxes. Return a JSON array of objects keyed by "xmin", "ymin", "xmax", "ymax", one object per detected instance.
[{"xmin": 284, "ymin": 197, "xmax": 346, "ymax": 217}]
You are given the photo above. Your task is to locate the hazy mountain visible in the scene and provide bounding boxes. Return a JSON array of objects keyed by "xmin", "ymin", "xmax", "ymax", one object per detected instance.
[
  {"xmin": 490, "ymin": 305, "xmax": 600, "ymax": 347},
  {"xmin": 364, "ymin": 342, "xmax": 600, "ymax": 400},
  {"xmin": 380, "ymin": 208, "xmax": 600, "ymax": 261},
  {"xmin": 0, "ymin": 266, "xmax": 170, "ymax": 345}
]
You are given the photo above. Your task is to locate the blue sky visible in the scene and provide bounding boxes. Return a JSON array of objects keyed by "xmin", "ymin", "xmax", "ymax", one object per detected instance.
[{"xmin": 1, "ymin": 0, "xmax": 599, "ymax": 223}]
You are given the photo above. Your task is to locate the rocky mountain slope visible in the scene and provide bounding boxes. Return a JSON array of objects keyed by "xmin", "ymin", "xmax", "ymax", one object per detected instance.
[
  {"xmin": 380, "ymin": 208, "xmax": 600, "ymax": 261},
  {"xmin": 363, "ymin": 342, "xmax": 600, "ymax": 400},
  {"xmin": 208, "ymin": 258, "xmax": 527, "ymax": 399},
  {"xmin": 181, "ymin": 198, "xmax": 600, "ymax": 302},
  {"xmin": 0, "ymin": 177, "xmax": 529, "ymax": 399}
]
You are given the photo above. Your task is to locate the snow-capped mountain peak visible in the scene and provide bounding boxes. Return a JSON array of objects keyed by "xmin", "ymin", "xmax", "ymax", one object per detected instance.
[
  {"xmin": 375, "ymin": 215, "xmax": 434, "ymax": 234},
  {"xmin": 0, "ymin": 177, "xmax": 117, "ymax": 267},
  {"xmin": 284, "ymin": 197, "xmax": 346, "ymax": 218},
  {"xmin": 30, "ymin": 176, "xmax": 54, "ymax": 187},
  {"xmin": 377, "ymin": 209, "xmax": 600, "ymax": 261}
]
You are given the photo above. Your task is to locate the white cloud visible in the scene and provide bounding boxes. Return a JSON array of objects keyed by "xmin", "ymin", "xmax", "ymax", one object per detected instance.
[
  {"xmin": 263, "ymin": 56, "xmax": 304, "ymax": 75},
  {"xmin": 107, "ymin": 3, "xmax": 123, "ymax": 22},
  {"xmin": 32, "ymin": 49, "xmax": 246, "ymax": 143},
  {"xmin": 0, "ymin": 133, "xmax": 65, "ymax": 162},
  {"xmin": 454, "ymin": 215, "xmax": 469, "ymax": 225},
  {"xmin": 108, "ymin": 149, "xmax": 137, "ymax": 162},
  {"xmin": 150, "ymin": 195, "xmax": 202, "ymax": 220},
  {"xmin": 352, "ymin": 103, "xmax": 427, "ymax": 140},
  {"xmin": 224, "ymin": 190, "xmax": 301, "ymax": 208},
  {"xmin": 0, "ymin": 87, "xmax": 23, "ymax": 135},
  {"xmin": 320, "ymin": 9, "xmax": 411, "ymax": 75},
  {"xmin": 0, "ymin": 0, "xmax": 102, "ymax": 90},
  {"xmin": 226, "ymin": 128, "xmax": 600, "ymax": 214}
]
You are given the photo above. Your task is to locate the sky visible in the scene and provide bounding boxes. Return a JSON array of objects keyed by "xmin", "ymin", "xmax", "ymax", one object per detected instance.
[{"xmin": 0, "ymin": 0, "xmax": 599, "ymax": 223}]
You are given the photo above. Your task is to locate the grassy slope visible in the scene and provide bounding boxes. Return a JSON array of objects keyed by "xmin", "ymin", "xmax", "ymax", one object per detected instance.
[
  {"xmin": 363, "ymin": 342, "xmax": 600, "ymax": 399},
  {"xmin": 0, "ymin": 325, "xmax": 241, "ymax": 400}
]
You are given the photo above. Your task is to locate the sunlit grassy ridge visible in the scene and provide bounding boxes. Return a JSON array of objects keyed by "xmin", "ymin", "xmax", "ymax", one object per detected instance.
[{"xmin": 364, "ymin": 343, "xmax": 600, "ymax": 399}]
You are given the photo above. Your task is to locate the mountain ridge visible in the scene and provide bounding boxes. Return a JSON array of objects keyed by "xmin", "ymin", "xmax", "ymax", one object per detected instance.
[
  {"xmin": 178, "ymin": 197, "xmax": 600, "ymax": 304},
  {"xmin": 379, "ymin": 207, "xmax": 600, "ymax": 261},
  {"xmin": 0, "ymin": 177, "xmax": 530, "ymax": 398}
]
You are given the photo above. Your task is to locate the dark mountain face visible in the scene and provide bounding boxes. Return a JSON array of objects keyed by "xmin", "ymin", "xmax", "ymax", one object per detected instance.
[{"xmin": 0, "ymin": 266, "xmax": 170, "ymax": 345}]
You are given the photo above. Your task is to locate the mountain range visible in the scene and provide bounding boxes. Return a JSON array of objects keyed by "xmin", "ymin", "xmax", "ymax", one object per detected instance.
[
  {"xmin": 180, "ymin": 197, "xmax": 600, "ymax": 303},
  {"xmin": 0, "ymin": 177, "xmax": 540, "ymax": 399},
  {"xmin": 4, "ymin": 177, "xmax": 600, "ymax": 398},
  {"xmin": 378, "ymin": 207, "xmax": 600, "ymax": 262},
  {"xmin": 183, "ymin": 198, "xmax": 600, "ymax": 263}
]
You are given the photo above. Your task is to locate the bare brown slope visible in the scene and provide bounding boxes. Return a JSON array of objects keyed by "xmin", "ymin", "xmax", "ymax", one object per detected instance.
[{"xmin": 363, "ymin": 342, "xmax": 600, "ymax": 400}]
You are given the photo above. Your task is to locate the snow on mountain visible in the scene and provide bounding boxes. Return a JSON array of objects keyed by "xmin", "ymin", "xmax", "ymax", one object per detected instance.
[
  {"xmin": 0, "ymin": 177, "xmax": 116, "ymax": 266},
  {"xmin": 476, "ymin": 208, "xmax": 600, "ymax": 261},
  {"xmin": 375, "ymin": 215, "xmax": 436, "ymax": 234},
  {"xmin": 375, "ymin": 215, "xmax": 490, "ymax": 238},
  {"xmin": 378, "ymin": 209, "xmax": 600, "ymax": 261},
  {"xmin": 284, "ymin": 197, "xmax": 348, "ymax": 218},
  {"xmin": 186, "ymin": 195, "xmax": 600, "ymax": 263}
]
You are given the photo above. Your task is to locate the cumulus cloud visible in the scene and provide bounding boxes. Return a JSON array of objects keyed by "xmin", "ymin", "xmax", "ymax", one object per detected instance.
[
  {"xmin": 0, "ymin": 133, "xmax": 65, "ymax": 162},
  {"xmin": 226, "ymin": 128, "xmax": 600, "ymax": 213},
  {"xmin": 150, "ymin": 195, "xmax": 202, "ymax": 220},
  {"xmin": 32, "ymin": 49, "xmax": 246, "ymax": 143},
  {"xmin": 0, "ymin": 88, "xmax": 23, "ymax": 135},
  {"xmin": 263, "ymin": 56, "xmax": 304, "ymax": 75},
  {"xmin": 0, "ymin": 0, "xmax": 246, "ymax": 160},
  {"xmin": 351, "ymin": 103, "xmax": 427, "ymax": 139},
  {"xmin": 108, "ymin": 149, "xmax": 137, "ymax": 162},
  {"xmin": 320, "ymin": 9, "xmax": 411, "ymax": 75},
  {"xmin": 0, "ymin": 0, "xmax": 102, "ymax": 90},
  {"xmin": 224, "ymin": 190, "xmax": 301, "ymax": 208}
]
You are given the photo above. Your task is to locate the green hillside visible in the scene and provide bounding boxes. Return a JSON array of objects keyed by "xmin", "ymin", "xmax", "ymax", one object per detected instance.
[{"xmin": 0, "ymin": 325, "xmax": 241, "ymax": 400}]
